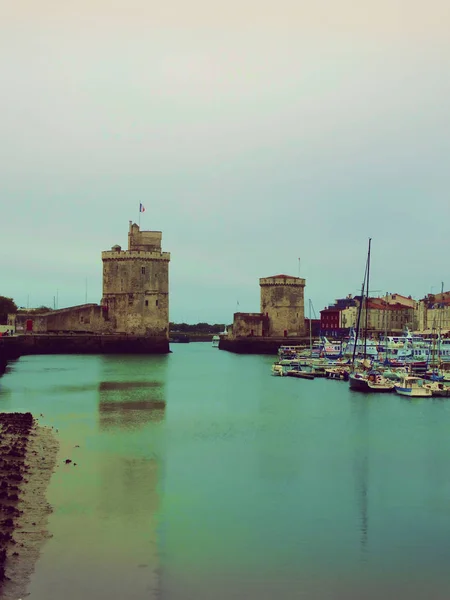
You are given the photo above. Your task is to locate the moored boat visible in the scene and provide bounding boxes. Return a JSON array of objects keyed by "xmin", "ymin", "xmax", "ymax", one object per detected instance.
[
  {"xmin": 394, "ymin": 376, "xmax": 432, "ymax": 398},
  {"xmin": 349, "ymin": 370, "xmax": 395, "ymax": 393},
  {"xmin": 272, "ymin": 363, "xmax": 285, "ymax": 376},
  {"xmin": 423, "ymin": 381, "xmax": 450, "ymax": 397},
  {"xmin": 325, "ymin": 367, "xmax": 350, "ymax": 380},
  {"xmin": 285, "ymin": 370, "xmax": 315, "ymax": 380}
]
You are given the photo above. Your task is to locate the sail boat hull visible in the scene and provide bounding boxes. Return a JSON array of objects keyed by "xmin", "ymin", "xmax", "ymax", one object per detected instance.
[
  {"xmin": 349, "ymin": 374, "xmax": 372, "ymax": 392},
  {"xmin": 349, "ymin": 373, "xmax": 394, "ymax": 393}
]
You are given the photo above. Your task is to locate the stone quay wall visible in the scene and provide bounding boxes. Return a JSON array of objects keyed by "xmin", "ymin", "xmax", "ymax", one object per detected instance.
[{"xmin": 0, "ymin": 335, "xmax": 170, "ymax": 368}]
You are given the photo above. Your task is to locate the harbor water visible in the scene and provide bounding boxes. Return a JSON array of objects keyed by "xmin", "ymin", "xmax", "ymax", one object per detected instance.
[{"xmin": 1, "ymin": 343, "xmax": 450, "ymax": 599}]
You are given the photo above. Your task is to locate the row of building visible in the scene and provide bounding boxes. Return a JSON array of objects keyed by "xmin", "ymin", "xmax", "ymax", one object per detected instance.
[{"xmin": 320, "ymin": 292, "xmax": 450, "ymax": 337}]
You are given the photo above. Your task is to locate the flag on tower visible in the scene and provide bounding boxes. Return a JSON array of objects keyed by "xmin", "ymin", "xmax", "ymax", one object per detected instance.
[{"xmin": 140, "ymin": 203, "xmax": 145, "ymax": 213}]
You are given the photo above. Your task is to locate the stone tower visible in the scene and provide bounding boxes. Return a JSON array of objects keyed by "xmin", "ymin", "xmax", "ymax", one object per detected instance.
[
  {"xmin": 260, "ymin": 274, "xmax": 306, "ymax": 337},
  {"xmin": 101, "ymin": 222, "xmax": 170, "ymax": 337}
]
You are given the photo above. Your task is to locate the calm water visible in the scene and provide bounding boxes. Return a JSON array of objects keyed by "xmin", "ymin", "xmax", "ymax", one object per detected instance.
[{"xmin": 1, "ymin": 343, "xmax": 450, "ymax": 599}]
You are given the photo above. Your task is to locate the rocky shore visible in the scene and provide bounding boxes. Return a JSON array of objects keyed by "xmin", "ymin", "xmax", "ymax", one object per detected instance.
[{"xmin": 0, "ymin": 412, "xmax": 58, "ymax": 600}]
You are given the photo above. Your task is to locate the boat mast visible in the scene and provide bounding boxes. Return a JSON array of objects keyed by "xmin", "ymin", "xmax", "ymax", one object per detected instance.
[
  {"xmin": 352, "ymin": 239, "xmax": 371, "ymax": 369},
  {"xmin": 363, "ymin": 238, "xmax": 372, "ymax": 361},
  {"xmin": 384, "ymin": 291, "xmax": 388, "ymax": 364},
  {"xmin": 438, "ymin": 281, "xmax": 444, "ymax": 367},
  {"xmin": 309, "ymin": 299, "xmax": 313, "ymax": 358}
]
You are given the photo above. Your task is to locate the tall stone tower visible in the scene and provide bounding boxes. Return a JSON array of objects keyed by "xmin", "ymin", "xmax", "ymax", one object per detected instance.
[
  {"xmin": 101, "ymin": 222, "xmax": 170, "ymax": 337},
  {"xmin": 260, "ymin": 274, "xmax": 306, "ymax": 337}
]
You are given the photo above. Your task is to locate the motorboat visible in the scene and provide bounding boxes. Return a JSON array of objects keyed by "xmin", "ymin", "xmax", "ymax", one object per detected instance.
[
  {"xmin": 394, "ymin": 376, "xmax": 432, "ymax": 398},
  {"xmin": 325, "ymin": 367, "xmax": 350, "ymax": 381},
  {"xmin": 349, "ymin": 370, "xmax": 395, "ymax": 393},
  {"xmin": 285, "ymin": 369, "xmax": 315, "ymax": 380},
  {"xmin": 271, "ymin": 363, "xmax": 285, "ymax": 377},
  {"xmin": 424, "ymin": 381, "xmax": 450, "ymax": 397}
]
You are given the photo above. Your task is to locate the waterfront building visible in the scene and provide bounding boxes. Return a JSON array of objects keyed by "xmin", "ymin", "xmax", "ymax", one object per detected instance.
[
  {"xmin": 321, "ymin": 293, "xmax": 417, "ymax": 336},
  {"xmin": 101, "ymin": 222, "xmax": 170, "ymax": 337},
  {"xmin": 260, "ymin": 275, "xmax": 306, "ymax": 337},
  {"xmin": 8, "ymin": 222, "xmax": 170, "ymax": 340},
  {"xmin": 364, "ymin": 299, "xmax": 415, "ymax": 333},
  {"xmin": 229, "ymin": 274, "xmax": 306, "ymax": 339},
  {"xmin": 320, "ymin": 295, "xmax": 357, "ymax": 337},
  {"xmin": 417, "ymin": 292, "xmax": 450, "ymax": 335}
]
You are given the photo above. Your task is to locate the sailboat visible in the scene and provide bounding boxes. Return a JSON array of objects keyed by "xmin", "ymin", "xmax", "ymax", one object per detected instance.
[{"xmin": 349, "ymin": 239, "xmax": 394, "ymax": 393}]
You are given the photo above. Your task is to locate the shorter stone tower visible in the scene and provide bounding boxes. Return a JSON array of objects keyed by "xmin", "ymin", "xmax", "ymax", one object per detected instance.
[
  {"xmin": 260, "ymin": 274, "xmax": 306, "ymax": 337},
  {"xmin": 101, "ymin": 222, "xmax": 170, "ymax": 337}
]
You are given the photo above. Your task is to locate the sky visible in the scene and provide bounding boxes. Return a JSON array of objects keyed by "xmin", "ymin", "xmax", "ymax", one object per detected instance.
[{"xmin": 1, "ymin": 0, "xmax": 450, "ymax": 323}]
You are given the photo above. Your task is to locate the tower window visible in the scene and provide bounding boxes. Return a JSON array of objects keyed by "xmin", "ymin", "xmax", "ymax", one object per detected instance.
[
  {"xmin": 145, "ymin": 300, "xmax": 149, "ymax": 307},
  {"xmin": 141, "ymin": 267, "xmax": 146, "ymax": 275},
  {"xmin": 156, "ymin": 299, "xmax": 159, "ymax": 307}
]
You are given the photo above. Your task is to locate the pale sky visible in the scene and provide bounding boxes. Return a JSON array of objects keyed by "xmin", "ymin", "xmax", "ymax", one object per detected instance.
[{"xmin": 1, "ymin": 0, "xmax": 449, "ymax": 323}]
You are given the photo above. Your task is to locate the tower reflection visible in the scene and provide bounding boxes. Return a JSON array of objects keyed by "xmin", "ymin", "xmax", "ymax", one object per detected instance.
[
  {"xmin": 94, "ymin": 355, "xmax": 168, "ymax": 599},
  {"xmin": 98, "ymin": 355, "xmax": 167, "ymax": 430}
]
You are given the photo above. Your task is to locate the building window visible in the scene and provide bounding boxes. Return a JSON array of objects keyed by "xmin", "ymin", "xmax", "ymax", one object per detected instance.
[
  {"xmin": 145, "ymin": 300, "xmax": 148, "ymax": 307},
  {"xmin": 141, "ymin": 267, "xmax": 146, "ymax": 275},
  {"xmin": 156, "ymin": 299, "xmax": 159, "ymax": 307}
]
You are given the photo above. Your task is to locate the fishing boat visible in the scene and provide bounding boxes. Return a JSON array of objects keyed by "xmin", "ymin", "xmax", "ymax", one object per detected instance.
[
  {"xmin": 285, "ymin": 369, "xmax": 315, "ymax": 380},
  {"xmin": 394, "ymin": 376, "xmax": 432, "ymax": 398},
  {"xmin": 349, "ymin": 370, "xmax": 395, "ymax": 393},
  {"xmin": 311, "ymin": 365, "xmax": 328, "ymax": 378},
  {"xmin": 423, "ymin": 381, "xmax": 450, "ymax": 397},
  {"xmin": 278, "ymin": 345, "xmax": 304, "ymax": 360},
  {"xmin": 272, "ymin": 363, "xmax": 285, "ymax": 376},
  {"xmin": 325, "ymin": 367, "xmax": 350, "ymax": 380},
  {"xmin": 212, "ymin": 335, "xmax": 220, "ymax": 348}
]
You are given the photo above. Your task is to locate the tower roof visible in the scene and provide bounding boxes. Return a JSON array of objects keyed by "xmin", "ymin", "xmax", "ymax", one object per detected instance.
[{"xmin": 267, "ymin": 274, "xmax": 297, "ymax": 279}]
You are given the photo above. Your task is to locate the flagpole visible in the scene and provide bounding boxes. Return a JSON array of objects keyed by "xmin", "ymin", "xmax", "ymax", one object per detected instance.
[{"xmin": 139, "ymin": 204, "xmax": 141, "ymax": 228}]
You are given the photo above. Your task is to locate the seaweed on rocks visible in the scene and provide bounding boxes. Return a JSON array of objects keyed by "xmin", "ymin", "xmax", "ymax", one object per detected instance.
[
  {"xmin": 0, "ymin": 412, "xmax": 59, "ymax": 600},
  {"xmin": 0, "ymin": 413, "xmax": 34, "ymax": 588}
]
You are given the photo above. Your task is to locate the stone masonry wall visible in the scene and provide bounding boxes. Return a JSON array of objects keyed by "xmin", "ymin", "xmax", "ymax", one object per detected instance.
[
  {"xmin": 260, "ymin": 276, "xmax": 306, "ymax": 337},
  {"xmin": 232, "ymin": 313, "xmax": 268, "ymax": 338},
  {"xmin": 11, "ymin": 305, "xmax": 112, "ymax": 334},
  {"xmin": 102, "ymin": 240, "xmax": 170, "ymax": 337}
]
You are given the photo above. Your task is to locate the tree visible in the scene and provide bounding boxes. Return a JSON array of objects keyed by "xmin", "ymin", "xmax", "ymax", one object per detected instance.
[
  {"xmin": 28, "ymin": 306, "xmax": 53, "ymax": 314},
  {"xmin": 0, "ymin": 296, "xmax": 17, "ymax": 325}
]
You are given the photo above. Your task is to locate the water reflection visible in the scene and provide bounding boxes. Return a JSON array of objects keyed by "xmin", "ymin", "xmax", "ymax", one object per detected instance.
[
  {"xmin": 98, "ymin": 381, "xmax": 166, "ymax": 429},
  {"xmin": 98, "ymin": 455, "xmax": 161, "ymax": 522},
  {"xmin": 97, "ymin": 355, "xmax": 167, "ymax": 431},
  {"xmin": 351, "ymin": 396, "xmax": 370, "ymax": 560},
  {"xmin": 25, "ymin": 354, "xmax": 168, "ymax": 600}
]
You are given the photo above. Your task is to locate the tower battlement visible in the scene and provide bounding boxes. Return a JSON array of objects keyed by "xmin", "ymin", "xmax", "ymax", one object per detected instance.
[
  {"xmin": 102, "ymin": 250, "xmax": 170, "ymax": 262},
  {"xmin": 260, "ymin": 275, "xmax": 306, "ymax": 287}
]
